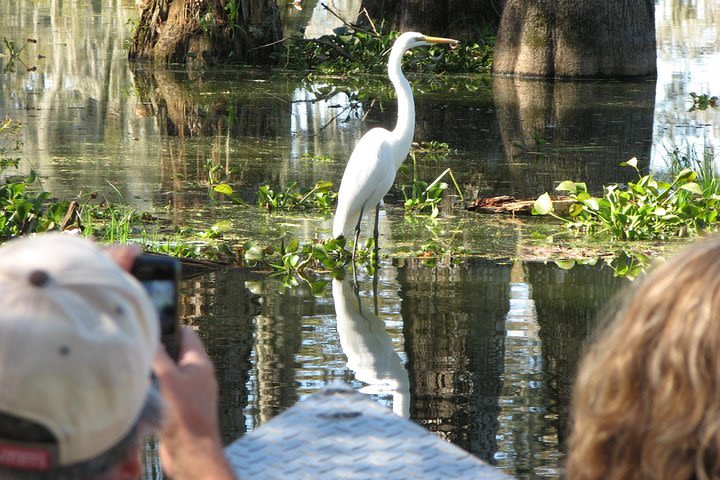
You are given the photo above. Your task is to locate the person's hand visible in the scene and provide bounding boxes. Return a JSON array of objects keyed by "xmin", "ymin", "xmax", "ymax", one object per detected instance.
[
  {"xmin": 106, "ymin": 245, "xmax": 235, "ymax": 478},
  {"xmin": 153, "ymin": 327, "xmax": 236, "ymax": 480},
  {"xmin": 103, "ymin": 243, "xmax": 143, "ymax": 271}
]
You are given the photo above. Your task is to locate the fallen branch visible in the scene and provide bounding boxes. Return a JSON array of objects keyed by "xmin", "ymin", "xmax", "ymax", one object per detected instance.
[{"xmin": 468, "ymin": 195, "xmax": 572, "ymax": 215}]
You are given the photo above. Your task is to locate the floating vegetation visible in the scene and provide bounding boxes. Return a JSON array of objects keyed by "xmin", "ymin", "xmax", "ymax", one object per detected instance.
[
  {"xmin": 299, "ymin": 152, "xmax": 334, "ymax": 164},
  {"xmin": 276, "ymin": 28, "xmax": 493, "ymax": 75},
  {"xmin": 689, "ymin": 92, "xmax": 718, "ymax": 111},
  {"xmin": 532, "ymin": 157, "xmax": 720, "ymax": 240},
  {"xmin": 398, "ymin": 151, "xmax": 463, "ymax": 217},
  {"xmin": 0, "ymin": 119, "xmax": 68, "ymax": 239},
  {"xmin": 1, "ymin": 37, "xmax": 38, "ymax": 73},
  {"xmin": 257, "ymin": 181, "xmax": 337, "ymax": 211},
  {"xmin": 411, "ymin": 140, "xmax": 456, "ymax": 159}
]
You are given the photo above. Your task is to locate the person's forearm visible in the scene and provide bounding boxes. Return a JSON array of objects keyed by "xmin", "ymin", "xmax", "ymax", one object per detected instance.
[
  {"xmin": 153, "ymin": 328, "xmax": 238, "ymax": 479},
  {"xmin": 160, "ymin": 434, "xmax": 236, "ymax": 480}
]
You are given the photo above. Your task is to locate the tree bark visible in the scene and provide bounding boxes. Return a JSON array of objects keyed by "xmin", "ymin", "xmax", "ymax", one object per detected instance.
[
  {"xmin": 357, "ymin": 0, "xmax": 504, "ymax": 38},
  {"xmin": 493, "ymin": 0, "xmax": 656, "ymax": 77},
  {"xmin": 128, "ymin": 0, "xmax": 281, "ymax": 65}
]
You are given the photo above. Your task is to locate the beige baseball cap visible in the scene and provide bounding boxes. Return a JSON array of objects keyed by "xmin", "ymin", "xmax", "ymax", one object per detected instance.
[{"xmin": 0, "ymin": 233, "xmax": 159, "ymax": 470}]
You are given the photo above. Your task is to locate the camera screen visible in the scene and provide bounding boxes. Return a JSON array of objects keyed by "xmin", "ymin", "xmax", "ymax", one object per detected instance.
[{"xmin": 139, "ymin": 279, "xmax": 177, "ymax": 335}]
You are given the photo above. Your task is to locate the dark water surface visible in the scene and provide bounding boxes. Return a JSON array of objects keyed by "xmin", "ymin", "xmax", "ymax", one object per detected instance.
[{"xmin": 1, "ymin": 1, "xmax": 719, "ymax": 478}]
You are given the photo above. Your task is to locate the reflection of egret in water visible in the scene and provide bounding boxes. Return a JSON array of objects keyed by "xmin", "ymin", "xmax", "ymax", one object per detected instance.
[{"xmin": 332, "ymin": 278, "xmax": 410, "ymax": 418}]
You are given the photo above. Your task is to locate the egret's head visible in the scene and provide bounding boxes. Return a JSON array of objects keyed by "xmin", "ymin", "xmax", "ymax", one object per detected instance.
[{"xmin": 395, "ymin": 31, "xmax": 460, "ymax": 51}]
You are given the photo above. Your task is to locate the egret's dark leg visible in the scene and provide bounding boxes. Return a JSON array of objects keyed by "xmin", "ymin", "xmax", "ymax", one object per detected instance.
[
  {"xmin": 372, "ymin": 267, "xmax": 379, "ymax": 316},
  {"xmin": 352, "ymin": 207, "xmax": 364, "ymax": 264},
  {"xmin": 352, "ymin": 277, "xmax": 362, "ymax": 312},
  {"xmin": 373, "ymin": 203, "xmax": 380, "ymax": 263}
]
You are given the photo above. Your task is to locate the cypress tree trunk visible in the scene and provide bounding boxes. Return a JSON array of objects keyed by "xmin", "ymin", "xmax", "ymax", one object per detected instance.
[
  {"xmin": 128, "ymin": 0, "xmax": 281, "ymax": 65},
  {"xmin": 493, "ymin": 0, "xmax": 656, "ymax": 77}
]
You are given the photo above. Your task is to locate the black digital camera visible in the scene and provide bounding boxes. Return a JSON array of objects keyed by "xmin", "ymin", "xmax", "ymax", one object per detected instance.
[{"xmin": 131, "ymin": 254, "xmax": 182, "ymax": 361}]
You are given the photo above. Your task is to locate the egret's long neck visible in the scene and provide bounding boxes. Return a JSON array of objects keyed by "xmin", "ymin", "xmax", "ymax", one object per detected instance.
[{"xmin": 388, "ymin": 45, "xmax": 415, "ymax": 166}]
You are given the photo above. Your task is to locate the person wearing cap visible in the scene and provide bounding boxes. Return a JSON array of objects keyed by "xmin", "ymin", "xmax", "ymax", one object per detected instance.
[{"xmin": 0, "ymin": 233, "xmax": 236, "ymax": 480}]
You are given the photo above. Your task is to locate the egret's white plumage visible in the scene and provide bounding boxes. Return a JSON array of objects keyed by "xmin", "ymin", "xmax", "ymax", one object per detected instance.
[{"xmin": 332, "ymin": 32, "xmax": 459, "ymax": 254}]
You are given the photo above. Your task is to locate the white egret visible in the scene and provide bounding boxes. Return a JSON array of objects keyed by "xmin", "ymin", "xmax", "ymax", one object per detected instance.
[{"xmin": 332, "ymin": 32, "xmax": 459, "ymax": 260}]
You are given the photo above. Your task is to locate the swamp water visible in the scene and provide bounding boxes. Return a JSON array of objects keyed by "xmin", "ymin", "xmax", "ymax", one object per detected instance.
[{"xmin": 1, "ymin": 1, "xmax": 719, "ymax": 478}]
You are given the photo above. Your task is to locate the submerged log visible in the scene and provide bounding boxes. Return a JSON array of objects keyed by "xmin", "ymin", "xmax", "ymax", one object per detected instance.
[{"xmin": 467, "ymin": 195, "xmax": 572, "ymax": 215}]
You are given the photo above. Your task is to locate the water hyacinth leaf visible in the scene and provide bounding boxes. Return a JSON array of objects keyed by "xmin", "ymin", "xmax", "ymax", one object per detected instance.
[
  {"xmin": 680, "ymin": 182, "xmax": 703, "ymax": 195},
  {"xmin": 214, "ymin": 183, "xmax": 234, "ymax": 196},
  {"xmin": 620, "ymin": 157, "xmax": 638, "ymax": 169},
  {"xmin": 583, "ymin": 197, "xmax": 600, "ymax": 211},
  {"xmin": 575, "ymin": 192, "xmax": 592, "ymax": 202},
  {"xmin": 554, "ymin": 259, "xmax": 576, "ymax": 270},
  {"xmin": 286, "ymin": 254, "xmax": 300, "ymax": 268},
  {"xmin": 631, "ymin": 181, "xmax": 647, "ymax": 195},
  {"xmin": 532, "ymin": 192, "xmax": 554, "ymax": 215},
  {"xmin": 568, "ymin": 203, "xmax": 585, "ymax": 217},
  {"xmin": 674, "ymin": 168, "xmax": 697, "ymax": 182},
  {"xmin": 244, "ymin": 242, "xmax": 265, "ymax": 262},
  {"xmin": 310, "ymin": 280, "xmax": 328, "ymax": 297},
  {"xmin": 637, "ymin": 175, "xmax": 652, "ymax": 189},
  {"xmin": 313, "ymin": 180, "xmax": 333, "ymax": 193},
  {"xmin": 335, "ymin": 236, "xmax": 346, "ymax": 248},
  {"xmin": 680, "ymin": 204, "xmax": 702, "ymax": 217},
  {"xmin": 286, "ymin": 238, "xmax": 300, "ymax": 253},
  {"xmin": 555, "ymin": 180, "xmax": 577, "ymax": 193},
  {"xmin": 321, "ymin": 258, "xmax": 337, "ymax": 269}
]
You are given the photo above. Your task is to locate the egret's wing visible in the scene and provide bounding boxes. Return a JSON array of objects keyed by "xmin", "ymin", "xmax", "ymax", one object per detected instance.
[{"xmin": 332, "ymin": 128, "xmax": 391, "ymax": 238}]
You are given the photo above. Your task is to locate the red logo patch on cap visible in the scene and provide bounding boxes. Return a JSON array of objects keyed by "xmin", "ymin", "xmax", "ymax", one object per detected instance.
[{"xmin": 0, "ymin": 444, "xmax": 51, "ymax": 470}]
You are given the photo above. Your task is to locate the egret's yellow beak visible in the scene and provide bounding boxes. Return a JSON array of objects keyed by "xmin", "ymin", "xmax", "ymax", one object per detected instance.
[{"xmin": 423, "ymin": 36, "xmax": 460, "ymax": 46}]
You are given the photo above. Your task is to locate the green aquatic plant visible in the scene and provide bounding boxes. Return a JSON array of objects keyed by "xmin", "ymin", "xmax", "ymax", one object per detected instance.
[
  {"xmin": 241, "ymin": 236, "xmax": 348, "ymax": 278},
  {"xmin": 0, "ymin": 171, "xmax": 69, "ymax": 239},
  {"xmin": 605, "ymin": 251, "xmax": 653, "ymax": 280},
  {"xmin": 241, "ymin": 235, "xmax": 381, "ymax": 279},
  {"xmin": 689, "ymin": 92, "xmax": 718, "ymax": 111},
  {"xmin": 398, "ymin": 152, "xmax": 463, "ymax": 217},
  {"xmin": 257, "ymin": 181, "xmax": 337, "ymax": 211},
  {"xmin": 411, "ymin": 140, "xmax": 455, "ymax": 159},
  {"xmin": 82, "ymin": 203, "xmax": 136, "ymax": 243},
  {"xmin": 1, "ymin": 37, "xmax": 37, "ymax": 73},
  {"xmin": 664, "ymin": 141, "xmax": 719, "ymax": 194},
  {"xmin": 276, "ymin": 29, "xmax": 493, "ymax": 75},
  {"xmin": 300, "ymin": 152, "xmax": 335, "ymax": 164},
  {"xmin": 0, "ymin": 119, "xmax": 69, "ymax": 240},
  {"xmin": 533, "ymin": 158, "xmax": 720, "ymax": 240}
]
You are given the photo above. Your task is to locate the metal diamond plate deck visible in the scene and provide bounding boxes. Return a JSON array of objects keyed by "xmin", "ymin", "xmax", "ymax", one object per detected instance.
[{"xmin": 225, "ymin": 384, "xmax": 511, "ymax": 479}]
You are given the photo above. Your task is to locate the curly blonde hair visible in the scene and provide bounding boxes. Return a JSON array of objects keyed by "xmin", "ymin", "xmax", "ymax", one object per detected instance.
[{"xmin": 566, "ymin": 238, "xmax": 720, "ymax": 480}]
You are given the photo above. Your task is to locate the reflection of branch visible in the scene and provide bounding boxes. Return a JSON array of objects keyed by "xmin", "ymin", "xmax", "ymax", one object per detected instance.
[
  {"xmin": 320, "ymin": 104, "xmax": 351, "ymax": 130},
  {"xmin": 2, "ymin": 37, "xmax": 38, "ymax": 73},
  {"xmin": 290, "ymin": 88, "xmax": 342, "ymax": 105}
]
